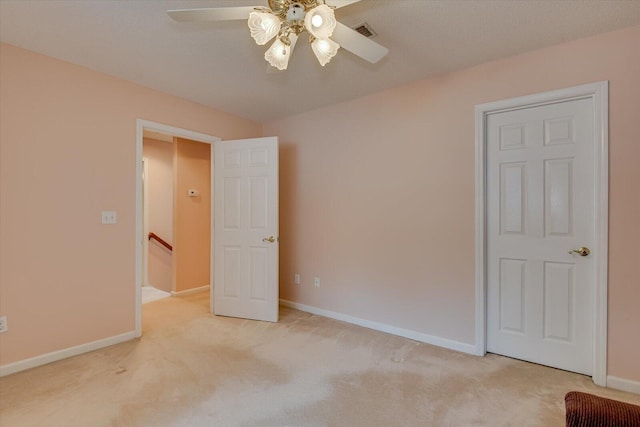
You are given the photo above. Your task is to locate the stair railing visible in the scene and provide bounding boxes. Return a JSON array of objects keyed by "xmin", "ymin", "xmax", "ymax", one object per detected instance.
[{"xmin": 148, "ymin": 232, "xmax": 172, "ymax": 252}]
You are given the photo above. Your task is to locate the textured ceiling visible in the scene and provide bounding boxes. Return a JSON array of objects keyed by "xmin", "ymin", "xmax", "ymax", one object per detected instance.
[{"xmin": 1, "ymin": 0, "xmax": 639, "ymax": 122}]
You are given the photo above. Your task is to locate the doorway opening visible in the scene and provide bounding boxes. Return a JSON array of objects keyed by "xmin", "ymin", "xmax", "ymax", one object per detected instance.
[
  {"xmin": 142, "ymin": 134, "xmax": 172, "ymax": 303},
  {"xmin": 143, "ymin": 132, "xmax": 213, "ymax": 304},
  {"xmin": 135, "ymin": 120, "xmax": 220, "ymax": 337}
]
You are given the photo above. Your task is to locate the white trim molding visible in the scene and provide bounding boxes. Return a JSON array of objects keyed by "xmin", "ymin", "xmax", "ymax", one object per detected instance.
[
  {"xmin": 280, "ymin": 299, "xmax": 477, "ymax": 355},
  {"xmin": 474, "ymin": 81, "xmax": 609, "ymax": 386},
  {"xmin": 135, "ymin": 119, "xmax": 220, "ymax": 338},
  {"xmin": 0, "ymin": 331, "xmax": 136, "ymax": 377},
  {"xmin": 607, "ymin": 376, "xmax": 640, "ymax": 395},
  {"xmin": 171, "ymin": 285, "xmax": 210, "ymax": 297}
]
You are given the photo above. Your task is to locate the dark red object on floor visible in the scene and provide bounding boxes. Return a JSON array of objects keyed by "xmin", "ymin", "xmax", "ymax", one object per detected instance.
[{"xmin": 565, "ymin": 391, "xmax": 640, "ymax": 427}]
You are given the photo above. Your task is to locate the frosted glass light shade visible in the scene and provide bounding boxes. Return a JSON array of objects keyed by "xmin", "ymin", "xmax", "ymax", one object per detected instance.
[
  {"xmin": 265, "ymin": 36, "xmax": 294, "ymax": 70},
  {"xmin": 248, "ymin": 12, "xmax": 281, "ymax": 45},
  {"xmin": 311, "ymin": 38, "xmax": 339, "ymax": 66},
  {"xmin": 304, "ymin": 5, "xmax": 336, "ymax": 39}
]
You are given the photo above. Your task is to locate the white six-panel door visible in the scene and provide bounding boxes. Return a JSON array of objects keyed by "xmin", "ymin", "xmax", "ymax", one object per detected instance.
[
  {"xmin": 213, "ymin": 137, "xmax": 279, "ymax": 322},
  {"xmin": 486, "ymin": 98, "xmax": 595, "ymax": 375}
]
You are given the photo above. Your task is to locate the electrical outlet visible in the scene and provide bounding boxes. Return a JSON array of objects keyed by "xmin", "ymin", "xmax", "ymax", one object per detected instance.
[
  {"xmin": 314, "ymin": 277, "xmax": 320, "ymax": 288},
  {"xmin": 0, "ymin": 316, "xmax": 7, "ymax": 333},
  {"xmin": 294, "ymin": 274, "xmax": 301, "ymax": 285}
]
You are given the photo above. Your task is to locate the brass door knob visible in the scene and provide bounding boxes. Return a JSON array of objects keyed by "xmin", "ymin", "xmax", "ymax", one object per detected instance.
[
  {"xmin": 262, "ymin": 236, "xmax": 276, "ymax": 243},
  {"xmin": 568, "ymin": 247, "xmax": 590, "ymax": 256}
]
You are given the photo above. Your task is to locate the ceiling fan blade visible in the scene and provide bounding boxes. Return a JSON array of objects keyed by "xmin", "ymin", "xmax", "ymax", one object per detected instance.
[
  {"xmin": 326, "ymin": 0, "xmax": 362, "ymax": 8},
  {"xmin": 332, "ymin": 21, "xmax": 389, "ymax": 64},
  {"xmin": 167, "ymin": 6, "xmax": 258, "ymax": 22}
]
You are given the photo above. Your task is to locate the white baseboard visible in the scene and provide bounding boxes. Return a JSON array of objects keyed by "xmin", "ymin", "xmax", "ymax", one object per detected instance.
[
  {"xmin": 280, "ymin": 299, "xmax": 477, "ymax": 355},
  {"xmin": 607, "ymin": 375, "xmax": 640, "ymax": 394},
  {"xmin": 0, "ymin": 331, "xmax": 136, "ymax": 377},
  {"xmin": 171, "ymin": 285, "xmax": 209, "ymax": 297}
]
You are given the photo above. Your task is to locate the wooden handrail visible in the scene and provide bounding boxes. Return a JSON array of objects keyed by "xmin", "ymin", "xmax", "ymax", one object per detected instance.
[{"xmin": 148, "ymin": 232, "xmax": 172, "ymax": 252}]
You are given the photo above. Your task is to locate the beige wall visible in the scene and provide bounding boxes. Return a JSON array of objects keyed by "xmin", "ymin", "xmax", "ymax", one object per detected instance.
[
  {"xmin": 173, "ymin": 138, "xmax": 211, "ymax": 293},
  {"xmin": 0, "ymin": 43, "xmax": 262, "ymax": 365},
  {"xmin": 265, "ymin": 25, "xmax": 640, "ymax": 382},
  {"xmin": 143, "ymin": 138, "xmax": 174, "ymax": 293}
]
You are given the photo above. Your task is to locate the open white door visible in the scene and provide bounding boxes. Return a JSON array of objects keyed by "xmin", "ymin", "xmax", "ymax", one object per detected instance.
[{"xmin": 213, "ymin": 137, "xmax": 279, "ymax": 322}]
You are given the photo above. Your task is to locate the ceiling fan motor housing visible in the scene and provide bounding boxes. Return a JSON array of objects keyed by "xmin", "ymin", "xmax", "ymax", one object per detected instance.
[
  {"xmin": 268, "ymin": 0, "xmax": 321, "ymax": 18},
  {"xmin": 287, "ymin": 3, "xmax": 307, "ymax": 21}
]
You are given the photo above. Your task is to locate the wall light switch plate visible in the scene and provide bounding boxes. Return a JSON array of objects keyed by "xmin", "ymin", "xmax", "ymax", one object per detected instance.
[
  {"xmin": 295, "ymin": 274, "xmax": 301, "ymax": 285},
  {"xmin": 314, "ymin": 277, "xmax": 320, "ymax": 288},
  {"xmin": 101, "ymin": 211, "xmax": 117, "ymax": 224},
  {"xmin": 0, "ymin": 316, "xmax": 7, "ymax": 333}
]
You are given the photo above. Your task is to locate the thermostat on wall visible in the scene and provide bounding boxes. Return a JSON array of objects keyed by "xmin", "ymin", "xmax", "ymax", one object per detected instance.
[{"xmin": 188, "ymin": 189, "xmax": 199, "ymax": 197}]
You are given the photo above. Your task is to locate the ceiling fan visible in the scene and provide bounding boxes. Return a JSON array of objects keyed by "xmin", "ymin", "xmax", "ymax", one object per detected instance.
[{"xmin": 167, "ymin": 0, "xmax": 389, "ymax": 70}]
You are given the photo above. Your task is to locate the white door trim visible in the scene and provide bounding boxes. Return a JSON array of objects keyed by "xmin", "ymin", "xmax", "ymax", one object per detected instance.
[
  {"xmin": 135, "ymin": 119, "xmax": 220, "ymax": 338},
  {"xmin": 142, "ymin": 158, "xmax": 149, "ymax": 288},
  {"xmin": 474, "ymin": 81, "xmax": 609, "ymax": 386}
]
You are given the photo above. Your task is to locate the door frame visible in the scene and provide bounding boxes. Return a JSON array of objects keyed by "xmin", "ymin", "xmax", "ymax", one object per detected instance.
[
  {"xmin": 135, "ymin": 119, "xmax": 220, "ymax": 337},
  {"xmin": 473, "ymin": 81, "xmax": 609, "ymax": 386},
  {"xmin": 142, "ymin": 157, "xmax": 149, "ymax": 288}
]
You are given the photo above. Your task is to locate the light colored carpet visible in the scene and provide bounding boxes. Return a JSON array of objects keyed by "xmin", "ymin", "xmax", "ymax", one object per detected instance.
[{"xmin": 1, "ymin": 292, "xmax": 638, "ymax": 426}]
